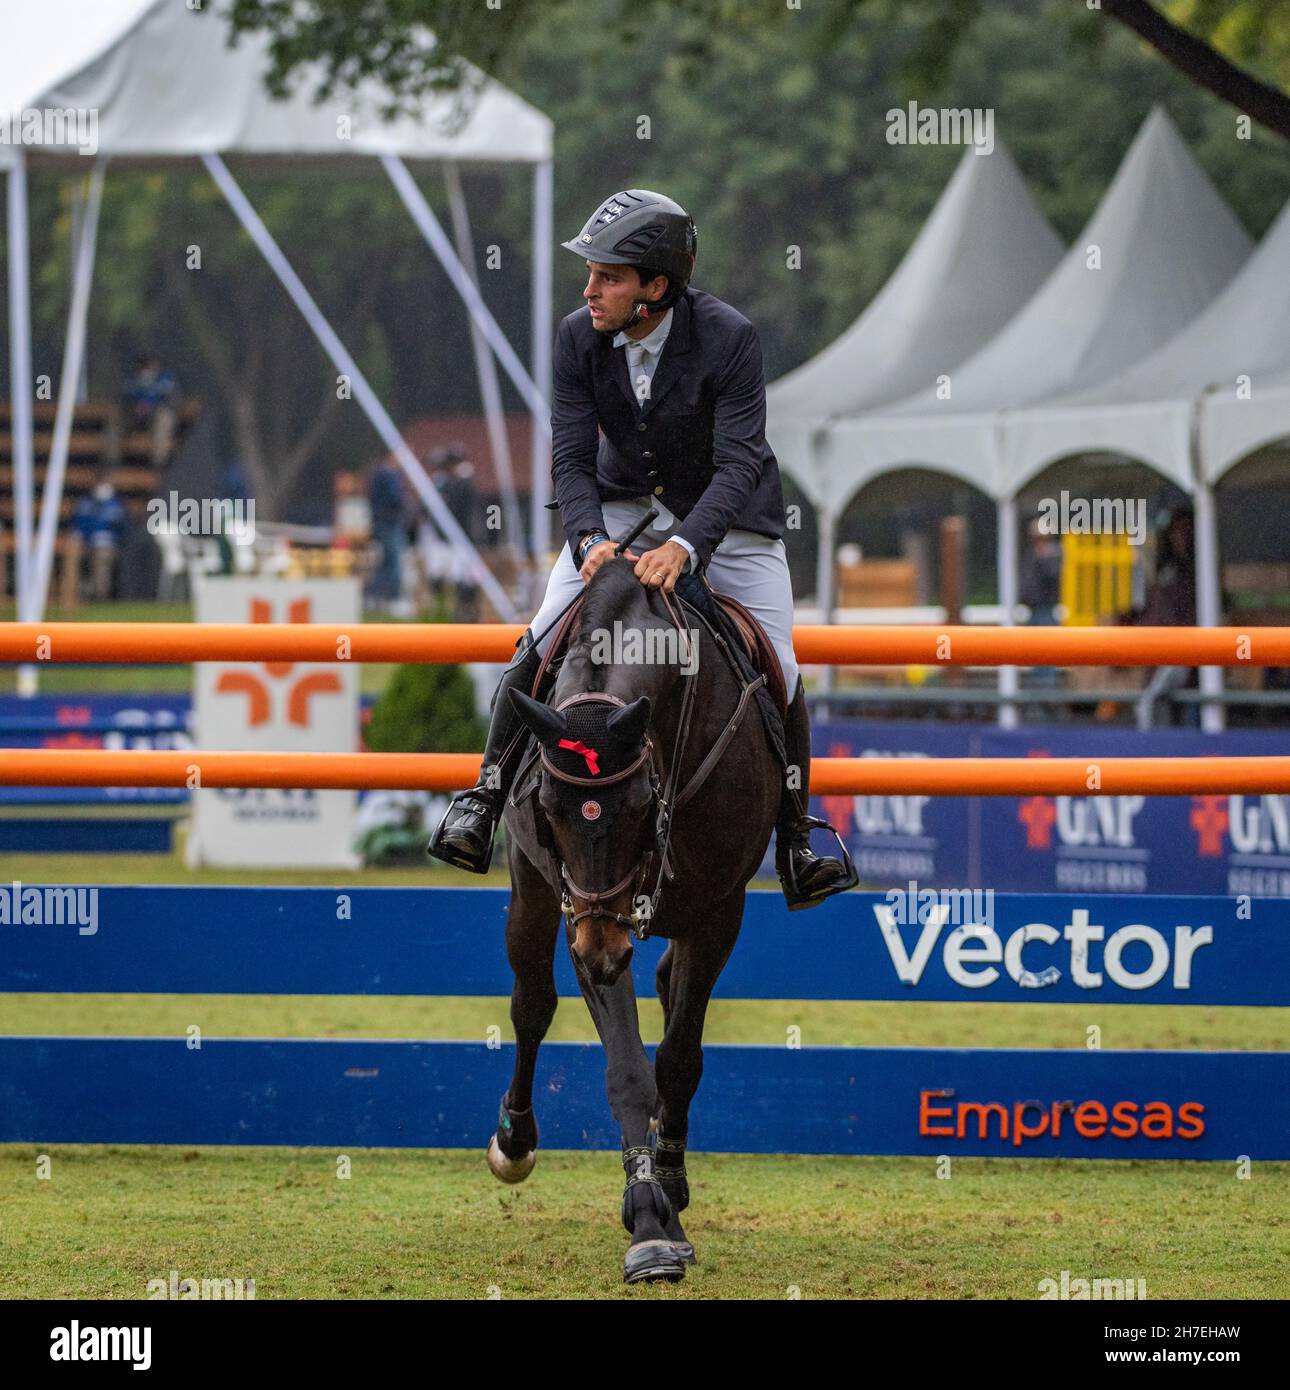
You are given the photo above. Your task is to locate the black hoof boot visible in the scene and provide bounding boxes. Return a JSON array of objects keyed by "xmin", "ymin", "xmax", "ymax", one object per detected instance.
[
  {"xmin": 655, "ymin": 1133, "xmax": 695, "ymax": 1263},
  {"xmin": 623, "ymin": 1239, "xmax": 687, "ymax": 1284},
  {"xmin": 622, "ymin": 1145, "xmax": 684, "ymax": 1284}
]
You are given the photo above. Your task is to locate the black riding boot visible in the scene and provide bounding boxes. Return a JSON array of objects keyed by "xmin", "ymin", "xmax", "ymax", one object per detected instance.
[
  {"xmin": 774, "ymin": 677, "xmax": 858, "ymax": 911},
  {"xmin": 427, "ymin": 634, "xmax": 546, "ymax": 873}
]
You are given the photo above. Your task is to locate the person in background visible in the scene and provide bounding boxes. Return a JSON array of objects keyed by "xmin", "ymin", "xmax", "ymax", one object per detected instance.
[
  {"xmin": 1019, "ymin": 518, "xmax": 1064, "ymax": 696},
  {"xmin": 110, "ymin": 353, "xmax": 180, "ymax": 469},
  {"xmin": 435, "ymin": 444, "xmax": 483, "ymax": 622},
  {"xmin": 115, "ymin": 494, "xmax": 162, "ymax": 600},
  {"xmin": 1130, "ymin": 506, "xmax": 1198, "ymax": 728},
  {"xmin": 367, "ymin": 455, "xmax": 408, "ymax": 610},
  {"xmin": 74, "ymin": 471, "xmax": 125, "ymax": 601}
]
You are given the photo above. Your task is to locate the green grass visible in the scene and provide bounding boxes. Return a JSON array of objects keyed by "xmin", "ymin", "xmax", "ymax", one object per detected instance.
[
  {"xmin": 1, "ymin": 1147, "xmax": 1284, "ymax": 1299},
  {"xmin": 1, "ymin": 848, "xmax": 1285, "ymax": 1299}
]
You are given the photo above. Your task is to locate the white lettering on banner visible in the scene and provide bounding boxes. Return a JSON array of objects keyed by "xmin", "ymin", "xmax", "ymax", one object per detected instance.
[
  {"xmin": 1228, "ymin": 795, "xmax": 1290, "ymax": 854},
  {"xmin": 873, "ymin": 903, "xmax": 1213, "ymax": 992},
  {"xmin": 1056, "ymin": 796, "xmax": 1145, "ymax": 847}
]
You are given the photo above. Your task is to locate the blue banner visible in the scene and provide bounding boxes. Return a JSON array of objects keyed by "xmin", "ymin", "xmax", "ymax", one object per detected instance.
[
  {"xmin": 4, "ymin": 887, "xmax": 1285, "ymax": 1006},
  {"xmin": 809, "ymin": 720, "xmax": 1290, "ymax": 898},
  {"xmin": 1, "ymin": 1037, "xmax": 1283, "ymax": 1158}
]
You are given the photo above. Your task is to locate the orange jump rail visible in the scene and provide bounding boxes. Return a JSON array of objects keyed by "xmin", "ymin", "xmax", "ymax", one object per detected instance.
[
  {"xmin": 2, "ymin": 749, "xmax": 1290, "ymax": 796},
  {"xmin": 1, "ymin": 622, "xmax": 1289, "ymax": 666}
]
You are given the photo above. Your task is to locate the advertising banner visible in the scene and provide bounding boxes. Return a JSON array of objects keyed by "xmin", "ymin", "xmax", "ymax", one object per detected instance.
[{"xmin": 187, "ymin": 578, "xmax": 360, "ymax": 868}]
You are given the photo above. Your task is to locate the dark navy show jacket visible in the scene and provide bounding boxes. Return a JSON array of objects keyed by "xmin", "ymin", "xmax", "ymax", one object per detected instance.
[{"xmin": 548, "ymin": 287, "xmax": 787, "ymax": 572}]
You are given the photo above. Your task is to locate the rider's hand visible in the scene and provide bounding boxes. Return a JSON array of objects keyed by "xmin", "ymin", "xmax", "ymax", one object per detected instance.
[
  {"xmin": 633, "ymin": 540, "xmax": 689, "ymax": 595},
  {"xmin": 579, "ymin": 540, "xmax": 634, "ymax": 583}
]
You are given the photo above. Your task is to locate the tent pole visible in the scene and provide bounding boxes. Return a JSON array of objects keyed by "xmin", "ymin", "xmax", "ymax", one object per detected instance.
[
  {"xmin": 201, "ymin": 152, "xmax": 518, "ymax": 623},
  {"xmin": 996, "ymin": 493, "xmax": 1019, "ymax": 730},
  {"xmin": 33, "ymin": 157, "xmax": 107, "ymax": 624},
  {"xmin": 442, "ymin": 161, "xmax": 526, "ymax": 564},
  {"xmin": 7, "ymin": 151, "xmax": 37, "ymax": 695},
  {"xmin": 382, "ymin": 156, "xmax": 550, "ymax": 429},
  {"xmin": 1191, "ymin": 394, "xmax": 1224, "ymax": 733},
  {"xmin": 814, "ymin": 494, "xmax": 836, "ymax": 719},
  {"xmin": 530, "ymin": 157, "xmax": 554, "ymax": 592}
]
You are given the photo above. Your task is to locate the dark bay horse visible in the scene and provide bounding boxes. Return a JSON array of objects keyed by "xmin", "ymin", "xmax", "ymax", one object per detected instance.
[{"xmin": 485, "ymin": 557, "xmax": 781, "ymax": 1283}]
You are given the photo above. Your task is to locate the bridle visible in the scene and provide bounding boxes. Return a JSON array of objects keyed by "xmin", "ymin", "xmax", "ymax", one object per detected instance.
[
  {"xmin": 526, "ymin": 585, "xmax": 764, "ymax": 943},
  {"xmin": 536, "ymin": 689, "xmax": 681, "ymax": 942}
]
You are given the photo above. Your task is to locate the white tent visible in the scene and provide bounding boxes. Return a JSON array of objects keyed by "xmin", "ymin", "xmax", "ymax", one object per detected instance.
[
  {"xmin": 821, "ymin": 107, "xmax": 1252, "ymax": 509},
  {"xmin": 4, "ymin": 0, "xmax": 555, "ymax": 648},
  {"xmin": 765, "ymin": 141, "xmax": 1063, "ymax": 506}
]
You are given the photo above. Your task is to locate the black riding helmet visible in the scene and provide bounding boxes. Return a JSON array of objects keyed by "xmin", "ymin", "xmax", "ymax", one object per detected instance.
[{"xmin": 561, "ymin": 189, "xmax": 697, "ymax": 328}]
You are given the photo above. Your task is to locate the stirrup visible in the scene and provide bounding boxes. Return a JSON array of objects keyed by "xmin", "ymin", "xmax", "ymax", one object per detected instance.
[
  {"xmin": 779, "ymin": 815, "xmax": 859, "ymax": 912},
  {"xmin": 427, "ymin": 791, "xmax": 498, "ymax": 873}
]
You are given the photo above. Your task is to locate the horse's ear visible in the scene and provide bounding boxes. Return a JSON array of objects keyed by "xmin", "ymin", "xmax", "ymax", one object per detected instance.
[
  {"xmin": 509, "ymin": 689, "xmax": 568, "ymax": 746},
  {"xmin": 606, "ymin": 695, "xmax": 651, "ymax": 746}
]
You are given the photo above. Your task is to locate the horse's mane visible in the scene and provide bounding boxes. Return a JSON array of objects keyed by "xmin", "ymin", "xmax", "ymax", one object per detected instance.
[{"xmin": 563, "ymin": 559, "xmax": 676, "ymax": 699}]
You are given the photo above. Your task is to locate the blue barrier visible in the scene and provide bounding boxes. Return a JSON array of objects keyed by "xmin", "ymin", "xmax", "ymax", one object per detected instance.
[
  {"xmin": 0, "ymin": 819, "xmax": 174, "ymax": 854},
  {"xmin": 0, "ymin": 1038, "xmax": 1283, "ymax": 1159},
  {"xmin": 1, "ymin": 886, "xmax": 1285, "ymax": 1157},
  {"xmin": 3, "ymin": 888, "xmax": 1287, "ymax": 1006}
]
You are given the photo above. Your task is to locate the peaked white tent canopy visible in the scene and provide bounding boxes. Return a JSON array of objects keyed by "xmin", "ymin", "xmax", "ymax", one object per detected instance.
[
  {"xmin": 4, "ymin": 0, "xmax": 555, "ymax": 644},
  {"xmin": 821, "ymin": 107, "xmax": 1252, "ymax": 508},
  {"xmin": 766, "ymin": 141, "xmax": 1063, "ymax": 507}
]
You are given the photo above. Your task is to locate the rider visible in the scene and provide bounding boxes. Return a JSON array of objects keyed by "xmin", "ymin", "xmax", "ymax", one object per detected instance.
[{"xmin": 429, "ymin": 188, "xmax": 856, "ymax": 911}]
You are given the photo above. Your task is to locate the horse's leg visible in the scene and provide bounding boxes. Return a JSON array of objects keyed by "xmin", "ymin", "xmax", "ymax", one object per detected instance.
[
  {"xmin": 571, "ymin": 928, "xmax": 686, "ymax": 1284},
  {"xmin": 652, "ymin": 894, "xmax": 743, "ymax": 1264},
  {"xmin": 486, "ymin": 839, "xmax": 561, "ymax": 1184},
  {"xmin": 654, "ymin": 942, "xmax": 675, "ymax": 1033}
]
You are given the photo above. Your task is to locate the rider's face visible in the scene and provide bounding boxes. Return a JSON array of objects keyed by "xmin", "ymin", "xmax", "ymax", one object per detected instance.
[{"xmin": 583, "ymin": 262, "xmax": 665, "ymax": 334}]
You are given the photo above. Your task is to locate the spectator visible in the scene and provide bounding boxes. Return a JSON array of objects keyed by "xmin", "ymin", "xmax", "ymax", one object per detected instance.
[
  {"xmin": 74, "ymin": 473, "xmax": 125, "ymax": 601},
  {"xmin": 435, "ymin": 444, "xmax": 482, "ymax": 622},
  {"xmin": 115, "ymin": 494, "xmax": 162, "ymax": 600},
  {"xmin": 367, "ymin": 456, "xmax": 408, "ymax": 610},
  {"xmin": 1019, "ymin": 518, "xmax": 1064, "ymax": 694},
  {"xmin": 1130, "ymin": 506, "xmax": 1198, "ymax": 729},
  {"xmin": 107, "ymin": 353, "xmax": 180, "ymax": 469}
]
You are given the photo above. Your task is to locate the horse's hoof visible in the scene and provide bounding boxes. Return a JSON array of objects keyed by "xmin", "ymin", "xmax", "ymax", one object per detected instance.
[
  {"xmin": 486, "ymin": 1134, "xmax": 536, "ymax": 1184},
  {"xmin": 672, "ymin": 1240, "xmax": 697, "ymax": 1264},
  {"xmin": 623, "ymin": 1239, "xmax": 686, "ymax": 1284}
]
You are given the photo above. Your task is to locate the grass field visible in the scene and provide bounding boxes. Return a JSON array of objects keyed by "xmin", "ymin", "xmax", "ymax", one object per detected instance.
[{"xmin": 2, "ymin": 847, "xmax": 1287, "ymax": 1299}]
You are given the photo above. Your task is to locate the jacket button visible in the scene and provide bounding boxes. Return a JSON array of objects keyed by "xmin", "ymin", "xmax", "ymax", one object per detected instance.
[
  {"xmin": 637, "ymin": 422, "xmax": 647, "ymax": 432},
  {"xmin": 654, "ymin": 486, "xmax": 664, "ymax": 495},
  {"xmin": 647, "ymin": 469, "xmax": 658, "ymax": 478},
  {"xmin": 643, "ymin": 451, "xmax": 654, "ymax": 458}
]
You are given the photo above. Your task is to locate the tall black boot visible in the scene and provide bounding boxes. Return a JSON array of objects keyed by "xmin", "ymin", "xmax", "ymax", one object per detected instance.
[
  {"xmin": 427, "ymin": 633, "xmax": 545, "ymax": 873},
  {"xmin": 774, "ymin": 677, "xmax": 858, "ymax": 911}
]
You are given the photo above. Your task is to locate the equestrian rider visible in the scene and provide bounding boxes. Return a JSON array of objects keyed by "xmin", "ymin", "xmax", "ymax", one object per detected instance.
[{"xmin": 429, "ymin": 188, "xmax": 856, "ymax": 911}]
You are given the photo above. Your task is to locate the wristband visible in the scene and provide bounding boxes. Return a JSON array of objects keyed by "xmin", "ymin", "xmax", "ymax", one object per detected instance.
[{"xmin": 578, "ymin": 531, "xmax": 609, "ymax": 561}]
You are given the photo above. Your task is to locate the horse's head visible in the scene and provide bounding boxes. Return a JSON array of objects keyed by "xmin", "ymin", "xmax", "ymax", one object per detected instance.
[
  {"xmin": 511, "ymin": 685, "xmax": 656, "ymax": 986},
  {"xmin": 510, "ymin": 558, "xmax": 688, "ymax": 985}
]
